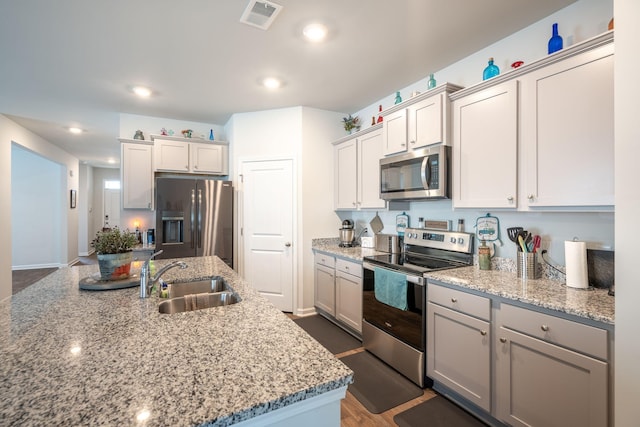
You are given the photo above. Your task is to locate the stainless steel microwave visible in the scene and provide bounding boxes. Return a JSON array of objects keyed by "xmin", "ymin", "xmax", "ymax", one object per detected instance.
[{"xmin": 380, "ymin": 145, "xmax": 449, "ymax": 200}]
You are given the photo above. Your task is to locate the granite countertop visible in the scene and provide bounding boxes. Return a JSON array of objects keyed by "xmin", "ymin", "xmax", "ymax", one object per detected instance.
[
  {"xmin": 311, "ymin": 240, "xmax": 614, "ymax": 326},
  {"xmin": 0, "ymin": 257, "xmax": 352, "ymax": 426}
]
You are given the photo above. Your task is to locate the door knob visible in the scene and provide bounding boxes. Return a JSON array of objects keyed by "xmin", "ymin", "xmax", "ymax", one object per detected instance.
[{"xmin": 285, "ymin": 242, "xmax": 292, "ymax": 247}]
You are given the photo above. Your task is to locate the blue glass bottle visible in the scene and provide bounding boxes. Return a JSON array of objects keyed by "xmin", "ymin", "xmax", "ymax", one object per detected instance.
[
  {"xmin": 548, "ymin": 23, "xmax": 563, "ymax": 54},
  {"xmin": 209, "ymin": 129, "xmax": 214, "ymax": 140},
  {"xmin": 483, "ymin": 58, "xmax": 500, "ymax": 80},
  {"xmin": 427, "ymin": 73, "xmax": 436, "ymax": 89},
  {"xmin": 394, "ymin": 91, "xmax": 402, "ymax": 104}
]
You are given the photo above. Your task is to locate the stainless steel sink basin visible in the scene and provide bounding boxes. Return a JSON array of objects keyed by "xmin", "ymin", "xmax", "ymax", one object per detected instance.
[
  {"xmin": 167, "ymin": 277, "xmax": 229, "ymax": 298},
  {"xmin": 158, "ymin": 291, "xmax": 240, "ymax": 314}
]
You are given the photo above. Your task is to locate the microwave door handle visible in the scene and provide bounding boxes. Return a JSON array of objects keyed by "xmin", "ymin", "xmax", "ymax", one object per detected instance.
[{"xmin": 421, "ymin": 156, "xmax": 431, "ymax": 190}]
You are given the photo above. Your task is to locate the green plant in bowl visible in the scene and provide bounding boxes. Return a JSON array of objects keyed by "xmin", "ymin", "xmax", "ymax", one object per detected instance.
[{"xmin": 91, "ymin": 227, "xmax": 138, "ymax": 281}]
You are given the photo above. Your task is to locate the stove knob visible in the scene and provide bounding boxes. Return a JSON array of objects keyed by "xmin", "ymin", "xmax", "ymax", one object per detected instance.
[
  {"xmin": 450, "ymin": 237, "xmax": 456, "ymax": 244},
  {"xmin": 458, "ymin": 238, "xmax": 464, "ymax": 245}
]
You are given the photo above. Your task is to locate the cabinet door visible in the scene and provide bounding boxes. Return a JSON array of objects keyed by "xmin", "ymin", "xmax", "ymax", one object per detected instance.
[
  {"xmin": 190, "ymin": 142, "xmax": 228, "ymax": 175},
  {"xmin": 358, "ymin": 129, "xmax": 386, "ymax": 209},
  {"xmin": 383, "ymin": 109, "xmax": 408, "ymax": 155},
  {"xmin": 495, "ymin": 327, "xmax": 608, "ymax": 427},
  {"xmin": 315, "ymin": 263, "xmax": 335, "ymax": 316},
  {"xmin": 335, "ymin": 271, "xmax": 362, "ymax": 333},
  {"xmin": 427, "ymin": 302, "xmax": 491, "ymax": 411},
  {"xmin": 521, "ymin": 43, "xmax": 614, "ymax": 208},
  {"xmin": 121, "ymin": 143, "xmax": 153, "ymax": 209},
  {"xmin": 408, "ymin": 94, "xmax": 443, "ymax": 150},
  {"xmin": 453, "ymin": 80, "xmax": 518, "ymax": 208},
  {"xmin": 154, "ymin": 140, "xmax": 189, "ymax": 172},
  {"xmin": 334, "ymin": 138, "xmax": 358, "ymax": 210}
]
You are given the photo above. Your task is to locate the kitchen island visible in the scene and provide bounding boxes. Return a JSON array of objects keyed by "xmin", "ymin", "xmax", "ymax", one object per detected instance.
[{"xmin": 0, "ymin": 257, "xmax": 352, "ymax": 426}]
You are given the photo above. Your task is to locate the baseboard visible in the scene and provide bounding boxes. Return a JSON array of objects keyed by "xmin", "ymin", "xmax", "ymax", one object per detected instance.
[
  {"xmin": 78, "ymin": 249, "xmax": 95, "ymax": 257},
  {"xmin": 12, "ymin": 263, "xmax": 61, "ymax": 271},
  {"xmin": 68, "ymin": 257, "xmax": 80, "ymax": 267},
  {"xmin": 295, "ymin": 306, "xmax": 317, "ymax": 317}
]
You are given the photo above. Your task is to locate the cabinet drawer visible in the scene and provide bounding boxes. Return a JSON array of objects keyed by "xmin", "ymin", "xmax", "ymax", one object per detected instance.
[
  {"xmin": 428, "ymin": 283, "xmax": 490, "ymax": 321},
  {"xmin": 336, "ymin": 258, "xmax": 362, "ymax": 278},
  {"xmin": 314, "ymin": 252, "xmax": 335, "ymax": 269},
  {"xmin": 500, "ymin": 304, "xmax": 608, "ymax": 360}
]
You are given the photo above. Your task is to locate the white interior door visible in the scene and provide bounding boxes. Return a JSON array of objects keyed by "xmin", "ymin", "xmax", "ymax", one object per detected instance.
[
  {"xmin": 104, "ymin": 188, "xmax": 121, "ymax": 229},
  {"xmin": 241, "ymin": 159, "xmax": 294, "ymax": 312}
]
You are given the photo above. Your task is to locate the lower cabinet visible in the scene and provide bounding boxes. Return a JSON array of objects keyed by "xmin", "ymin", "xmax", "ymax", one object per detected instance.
[
  {"xmin": 335, "ymin": 258, "xmax": 363, "ymax": 334},
  {"xmin": 314, "ymin": 253, "xmax": 336, "ymax": 317},
  {"xmin": 427, "ymin": 282, "xmax": 611, "ymax": 427},
  {"xmin": 495, "ymin": 304, "xmax": 609, "ymax": 427},
  {"xmin": 314, "ymin": 251, "xmax": 362, "ymax": 337},
  {"xmin": 427, "ymin": 284, "xmax": 491, "ymax": 412}
]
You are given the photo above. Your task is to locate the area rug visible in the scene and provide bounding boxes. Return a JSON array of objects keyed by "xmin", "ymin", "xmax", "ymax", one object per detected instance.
[
  {"xmin": 393, "ymin": 395, "xmax": 488, "ymax": 427},
  {"xmin": 339, "ymin": 351, "xmax": 423, "ymax": 414},
  {"xmin": 293, "ymin": 315, "xmax": 361, "ymax": 354}
]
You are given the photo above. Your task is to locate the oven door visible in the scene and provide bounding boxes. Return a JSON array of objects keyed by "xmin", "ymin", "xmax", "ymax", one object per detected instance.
[{"xmin": 362, "ymin": 261, "xmax": 425, "ymax": 351}]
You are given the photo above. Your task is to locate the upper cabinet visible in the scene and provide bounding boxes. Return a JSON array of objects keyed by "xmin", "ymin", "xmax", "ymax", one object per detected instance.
[
  {"xmin": 451, "ymin": 32, "xmax": 614, "ymax": 211},
  {"xmin": 382, "ymin": 84, "xmax": 463, "ymax": 156},
  {"xmin": 152, "ymin": 135, "xmax": 229, "ymax": 175},
  {"xmin": 334, "ymin": 125, "xmax": 386, "ymax": 210},
  {"xmin": 120, "ymin": 140, "xmax": 154, "ymax": 210}
]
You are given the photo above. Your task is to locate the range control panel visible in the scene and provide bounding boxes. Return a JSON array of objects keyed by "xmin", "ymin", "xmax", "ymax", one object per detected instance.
[{"xmin": 403, "ymin": 228, "xmax": 474, "ymax": 254}]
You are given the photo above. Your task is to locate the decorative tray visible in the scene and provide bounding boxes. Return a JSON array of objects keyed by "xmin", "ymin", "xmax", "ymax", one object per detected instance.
[{"xmin": 79, "ymin": 272, "xmax": 140, "ymax": 291}]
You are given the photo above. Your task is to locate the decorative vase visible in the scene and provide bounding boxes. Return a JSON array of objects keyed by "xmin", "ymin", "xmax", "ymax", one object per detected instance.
[
  {"xmin": 427, "ymin": 73, "xmax": 436, "ymax": 89},
  {"xmin": 483, "ymin": 57, "xmax": 500, "ymax": 81},
  {"xmin": 394, "ymin": 91, "xmax": 402, "ymax": 104},
  {"xmin": 548, "ymin": 23, "xmax": 563, "ymax": 54},
  {"xmin": 97, "ymin": 252, "xmax": 133, "ymax": 281},
  {"xmin": 376, "ymin": 105, "xmax": 383, "ymax": 123},
  {"xmin": 209, "ymin": 129, "xmax": 214, "ymax": 140}
]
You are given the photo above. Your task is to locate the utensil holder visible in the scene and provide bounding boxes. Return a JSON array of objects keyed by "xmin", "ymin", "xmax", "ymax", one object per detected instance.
[{"xmin": 517, "ymin": 252, "xmax": 539, "ymax": 279}]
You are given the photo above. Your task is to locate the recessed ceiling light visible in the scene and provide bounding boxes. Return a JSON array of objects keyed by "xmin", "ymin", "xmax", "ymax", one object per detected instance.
[
  {"xmin": 68, "ymin": 127, "xmax": 83, "ymax": 134},
  {"xmin": 133, "ymin": 86, "xmax": 152, "ymax": 97},
  {"xmin": 263, "ymin": 77, "xmax": 281, "ymax": 89},
  {"xmin": 303, "ymin": 23, "xmax": 327, "ymax": 42}
]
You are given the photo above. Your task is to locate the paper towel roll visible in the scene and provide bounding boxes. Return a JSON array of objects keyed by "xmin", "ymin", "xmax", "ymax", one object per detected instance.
[{"xmin": 565, "ymin": 240, "xmax": 589, "ymax": 289}]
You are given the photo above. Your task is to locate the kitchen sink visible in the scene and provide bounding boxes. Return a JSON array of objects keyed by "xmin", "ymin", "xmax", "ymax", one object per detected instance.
[
  {"xmin": 158, "ymin": 291, "xmax": 240, "ymax": 314},
  {"xmin": 167, "ymin": 277, "xmax": 230, "ymax": 298}
]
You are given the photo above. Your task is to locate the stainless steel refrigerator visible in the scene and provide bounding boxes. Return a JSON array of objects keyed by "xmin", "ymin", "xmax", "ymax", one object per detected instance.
[{"xmin": 155, "ymin": 177, "xmax": 233, "ymax": 266}]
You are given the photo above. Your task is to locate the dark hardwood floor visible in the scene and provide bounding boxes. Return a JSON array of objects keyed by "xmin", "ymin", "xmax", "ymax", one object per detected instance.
[{"xmin": 11, "ymin": 253, "xmax": 97, "ymax": 295}]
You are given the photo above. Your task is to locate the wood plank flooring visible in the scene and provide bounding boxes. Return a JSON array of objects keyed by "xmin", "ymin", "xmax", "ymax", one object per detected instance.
[{"xmin": 289, "ymin": 314, "xmax": 437, "ymax": 426}]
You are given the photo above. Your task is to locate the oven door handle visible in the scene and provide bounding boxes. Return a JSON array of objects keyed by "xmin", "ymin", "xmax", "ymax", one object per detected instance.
[{"xmin": 363, "ymin": 262, "xmax": 424, "ymax": 286}]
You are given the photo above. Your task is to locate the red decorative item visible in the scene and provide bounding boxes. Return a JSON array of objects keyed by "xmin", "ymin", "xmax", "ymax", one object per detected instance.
[
  {"xmin": 376, "ymin": 105, "xmax": 383, "ymax": 123},
  {"xmin": 511, "ymin": 61, "xmax": 524, "ymax": 69}
]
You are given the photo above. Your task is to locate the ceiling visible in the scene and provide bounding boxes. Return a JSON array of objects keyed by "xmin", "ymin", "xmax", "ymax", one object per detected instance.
[{"xmin": 0, "ymin": 0, "xmax": 576, "ymax": 167}]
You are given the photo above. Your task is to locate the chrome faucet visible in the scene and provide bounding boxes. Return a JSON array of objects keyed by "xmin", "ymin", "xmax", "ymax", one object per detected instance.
[{"xmin": 140, "ymin": 250, "xmax": 188, "ymax": 298}]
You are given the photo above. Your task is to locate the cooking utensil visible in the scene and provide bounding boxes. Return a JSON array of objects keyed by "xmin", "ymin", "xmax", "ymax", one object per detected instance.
[
  {"xmin": 369, "ymin": 212, "xmax": 383, "ymax": 234},
  {"xmin": 518, "ymin": 235, "xmax": 528, "ymax": 252},
  {"xmin": 532, "ymin": 235, "xmax": 541, "ymax": 253},
  {"xmin": 507, "ymin": 227, "xmax": 524, "ymax": 243}
]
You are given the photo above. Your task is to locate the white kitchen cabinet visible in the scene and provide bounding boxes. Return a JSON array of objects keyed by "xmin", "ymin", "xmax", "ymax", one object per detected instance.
[
  {"xmin": 314, "ymin": 253, "xmax": 336, "ymax": 317},
  {"xmin": 333, "ymin": 125, "xmax": 385, "ymax": 210},
  {"xmin": 427, "ymin": 284, "xmax": 491, "ymax": 412},
  {"xmin": 452, "ymin": 79, "xmax": 519, "ymax": 209},
  {"xmin": 520, "ymin": 39, "xmax": 614, "ymax": 208},
  {"xmin": 120, "ymin": 141, "xmax": 154, "ymax": 210},
  {"xmin": 382, "ymin": 84, "xmax": 462, "ymax": 156},
  {"xmin": 335, "ymin": 258, "xmax": 362, "ymax": 334},
  {"xmin": 495, "ymin": 303, "xmax": 609, "ymax": 427},
  {"xmin": 153, "ymin": 135, "xmax": 229, "ymax": 175}
]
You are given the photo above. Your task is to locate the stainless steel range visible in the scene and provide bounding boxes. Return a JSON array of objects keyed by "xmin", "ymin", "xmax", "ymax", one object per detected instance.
[{"xmin": 362, "ymin": 228, "xmax": 474, "ymax": 387}]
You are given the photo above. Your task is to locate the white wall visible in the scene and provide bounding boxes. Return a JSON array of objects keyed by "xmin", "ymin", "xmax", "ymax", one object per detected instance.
[
  {"xmin": 614, "ymin": 0, "xmax": 640, "ymax": 423},
  {"xmin": 78, "ymin": 164, "xmax": 94, "ymax": 256},
  {"xmin": 11, "ymin": 145, "xmax": 63, "ymax": 268},
  {"xmin": 0, "ymin": 114, "xmax": 79, "ymax": 300}
]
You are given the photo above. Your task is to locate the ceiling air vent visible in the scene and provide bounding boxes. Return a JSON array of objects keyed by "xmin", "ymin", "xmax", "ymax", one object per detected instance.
[{"xmin": 239, "ymin": 0, "xmax": 283, "ymax": 30}]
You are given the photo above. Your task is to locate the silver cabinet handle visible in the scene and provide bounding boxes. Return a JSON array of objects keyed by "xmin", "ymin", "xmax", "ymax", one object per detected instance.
[
  {"xmin": 285, "ymin": 242, "xmax": 291, "ymax": 247},
  {"xmin": 541, "ymin": 325, "xmax": 550, "ymax": 332},
  {"xmin": 410, "ymin": 140, "xmax": 415, "ymax": 144},
  {"xmin": 480, "ymin": 330, "xmax": 487, "ymax": 336},
  {"xmin": 500, "ymin": 337, "xmax": 507, "ymax": 343},
  {"xmin": 507, "ymin": 196, "xmax": 514, "ymax": 202},
  {"xmin": 451, "ymin": 298, "xmax": 458, "ymax": 303},
  {"xmin": 194, "ymin": 165, "xmax": 198, "ymax": 169}
]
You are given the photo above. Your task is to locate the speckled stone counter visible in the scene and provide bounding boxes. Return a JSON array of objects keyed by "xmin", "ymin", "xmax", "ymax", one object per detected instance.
[
  {"xmin": 311, "ymin": 237, "xmax": 386, "ymax": 261},
  {"xmin": 0, "ymin": 257, "xmax": 352, "ymax": 426},
  {"xmin": 427, "ymin": 266, "xmax": 614, "ymax": 325}
]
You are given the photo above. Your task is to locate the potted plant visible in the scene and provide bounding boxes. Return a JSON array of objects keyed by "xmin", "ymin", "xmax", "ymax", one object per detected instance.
[
  {"xmin": 91, "ymin": 227, "xmax": 139, "ymax": 281},
  {"xmin": 342, "ymin": 114, "xmax": 361, "ymax": 134}
]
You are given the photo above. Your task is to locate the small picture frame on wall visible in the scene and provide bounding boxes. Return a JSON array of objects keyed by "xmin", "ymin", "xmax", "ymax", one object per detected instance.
[{"xmin": 70, "ymin": 189, "xmax": 77, "ymax": 209}]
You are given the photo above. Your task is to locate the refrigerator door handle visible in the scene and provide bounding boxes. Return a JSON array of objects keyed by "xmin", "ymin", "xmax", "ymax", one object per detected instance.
[
  {"xmin": 198, "ymin": 188, "xmax": 203, "ymax": 249},
  {"xmin": 190, "ymin": 189, "xmax": 196, "ymax": 249}
]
